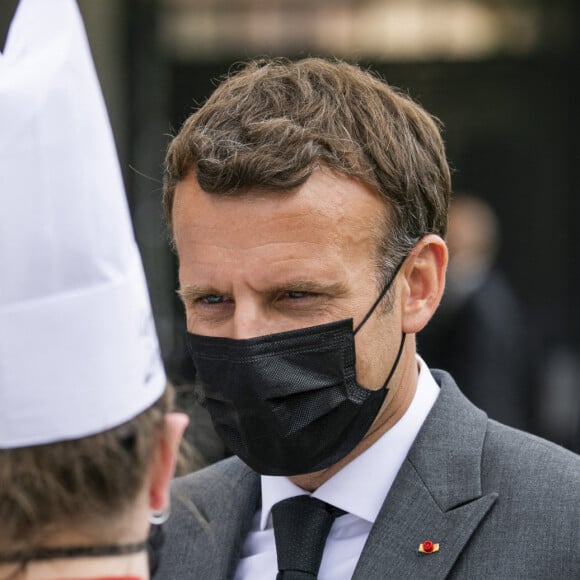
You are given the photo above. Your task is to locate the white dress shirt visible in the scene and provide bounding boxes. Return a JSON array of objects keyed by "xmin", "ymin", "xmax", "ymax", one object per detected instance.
[{"xmin": 234, "ymin": 357, "xmax": 440, "ymax": 579}]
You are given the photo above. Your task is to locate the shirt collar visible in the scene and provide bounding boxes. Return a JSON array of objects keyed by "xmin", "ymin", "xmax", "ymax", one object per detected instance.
[{"xmin": 259, "ymin": 356, "xmax": 440, "ymax": 529}]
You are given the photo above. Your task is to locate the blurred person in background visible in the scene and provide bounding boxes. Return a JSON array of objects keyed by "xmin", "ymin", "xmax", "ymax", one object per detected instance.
[
  {"xmin": 419, "ymin": 193, "xmax": 533, "ymax": 430},
  {"xmin": 155, "ymin": 58, "xmax": 579, "ymax": 579},
  {"xmin": 0, "ymin": 1, "xmax": 186, "ymax": 578}
]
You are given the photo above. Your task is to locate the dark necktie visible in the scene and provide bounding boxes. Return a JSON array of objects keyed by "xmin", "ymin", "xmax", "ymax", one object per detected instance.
[{"xmin": 272, "ymin": 495, "xmax": 345, "ymax": 579}]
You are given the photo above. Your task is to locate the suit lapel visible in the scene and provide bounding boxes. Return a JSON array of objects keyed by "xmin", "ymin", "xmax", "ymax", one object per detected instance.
[
  {"xmin": 204, "ymin": 462, "xmax": 261, "ymax": 579},
  {"xmin": 164, "ymin": 457, "xmax": 261, "ymax": 579},
  {"xmin": 353, "ymin": 371, "xmax": 498, "ymax": 580}
]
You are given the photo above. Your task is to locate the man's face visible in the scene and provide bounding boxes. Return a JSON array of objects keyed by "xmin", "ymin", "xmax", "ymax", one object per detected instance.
[{"xmin": 173, "ymin": 169, "xmax": 403, "ymax": 392}]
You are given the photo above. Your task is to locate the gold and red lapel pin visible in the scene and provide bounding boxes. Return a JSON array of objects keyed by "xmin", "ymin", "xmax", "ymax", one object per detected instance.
[{"xmin": 418, "ymin": 540, "xmax": 440, "ymax": 554}]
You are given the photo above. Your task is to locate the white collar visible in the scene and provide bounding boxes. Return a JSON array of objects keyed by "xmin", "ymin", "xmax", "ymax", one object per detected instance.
[{"xmin": 259, "ymin": 356, "xmax": 440, "ymax": 529}]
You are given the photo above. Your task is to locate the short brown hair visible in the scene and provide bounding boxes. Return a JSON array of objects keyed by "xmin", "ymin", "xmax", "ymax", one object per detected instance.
[
  {"xmin": 0, "ymin": 386, "xmax": 172, "ymax": 561},
  {"xmin": 164, "ymin": 57, "xmax": 451, "ymax": 278}
]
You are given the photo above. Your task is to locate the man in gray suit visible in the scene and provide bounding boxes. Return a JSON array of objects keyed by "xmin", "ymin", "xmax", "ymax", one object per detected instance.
[{"xmin": 156, "ymin": 58, "xmax": 580, "ymax": 579}]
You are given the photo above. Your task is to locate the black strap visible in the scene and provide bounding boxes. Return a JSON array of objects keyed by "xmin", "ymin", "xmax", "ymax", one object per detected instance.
[
  {"xmin": 0, "ymin": 540, "xmax": 147, "ymax": 564},
  {"xmin": 354, "ymin": 255, "xmax": 407, "ymax": 335}
]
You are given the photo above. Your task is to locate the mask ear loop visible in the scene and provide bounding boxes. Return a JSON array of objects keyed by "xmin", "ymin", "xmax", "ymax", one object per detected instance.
[
  {"xmin": 353, "ymin": 254, "xmax": 408, "ymax": 391},
  {"xmin": 354, "ymin": 255, "xmax": 408, "ymax": 335},
  {"xmin": 379, "ymin": 332, "xmax": 406, "ymax": 390}
]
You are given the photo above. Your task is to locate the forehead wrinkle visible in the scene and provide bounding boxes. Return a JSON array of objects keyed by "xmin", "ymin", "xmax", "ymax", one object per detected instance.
[{"xmin": 178, "ymin": 237, "xmax": 335, "ymax": 267}]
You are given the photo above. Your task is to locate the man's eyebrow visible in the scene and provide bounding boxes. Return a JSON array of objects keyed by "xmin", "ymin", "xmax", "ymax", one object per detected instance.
[
  {"xmin": 269, "ymin": 280, "xmax": 347, "ymax": 295},
  {"xmin": 177, "ymin": 284, "xmax": 221, "ymax": 304}
]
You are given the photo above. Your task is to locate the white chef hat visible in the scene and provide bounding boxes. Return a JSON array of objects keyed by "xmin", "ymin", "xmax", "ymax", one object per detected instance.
[{"xmin": 0, "ymin": 0, "xmax": 166, "ymax": 448}]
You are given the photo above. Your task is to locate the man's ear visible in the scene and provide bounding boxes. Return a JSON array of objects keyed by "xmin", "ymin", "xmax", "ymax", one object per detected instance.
[
  {"xmin": 149, "ymin": 412, "xmax": 189, "ymax": 512},
  {"xmin": 400, "ymin": 234, "xmax": 447, "ymax": 335}
]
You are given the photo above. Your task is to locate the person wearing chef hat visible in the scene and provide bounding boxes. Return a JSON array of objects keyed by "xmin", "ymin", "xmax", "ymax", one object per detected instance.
[{"xmin": 0, "ymin": 1, "xmax": 187, "ymax": 578}]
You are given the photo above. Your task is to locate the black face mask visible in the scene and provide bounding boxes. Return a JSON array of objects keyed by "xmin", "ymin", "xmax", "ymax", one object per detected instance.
[{"xmin": 185, "ymin": 259, "xmax": 407, "ymax": 476}]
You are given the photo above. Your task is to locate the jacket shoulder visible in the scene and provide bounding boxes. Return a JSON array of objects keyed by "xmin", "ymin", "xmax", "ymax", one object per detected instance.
[
  {"xmin": 171, "ymin": 455, "xmax": 258, "ymax": 520},
  {"xmin": 483, "ymin": 419, "xmax": 580, "ymax": 489}
]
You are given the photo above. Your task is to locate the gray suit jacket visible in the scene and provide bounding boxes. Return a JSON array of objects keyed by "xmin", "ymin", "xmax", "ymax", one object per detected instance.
[{"xmin": 156, "ymin": 371, "xmax": 580, "ymax": 579}]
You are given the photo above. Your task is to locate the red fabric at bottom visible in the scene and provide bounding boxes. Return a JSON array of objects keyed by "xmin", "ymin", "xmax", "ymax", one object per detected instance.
[{"xmin": 64, "ymin": 577, "xmax": 144, "ymax": 580}]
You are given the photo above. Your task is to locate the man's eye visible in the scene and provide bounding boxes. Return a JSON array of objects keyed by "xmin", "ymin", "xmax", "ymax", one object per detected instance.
[
  {"xmin": 200, "ymin": 295, "xmax": 227, "ymax": 305},
  {"xmin": 284, "ymin": 291, "xmax": 317, "ymax": 300}
]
